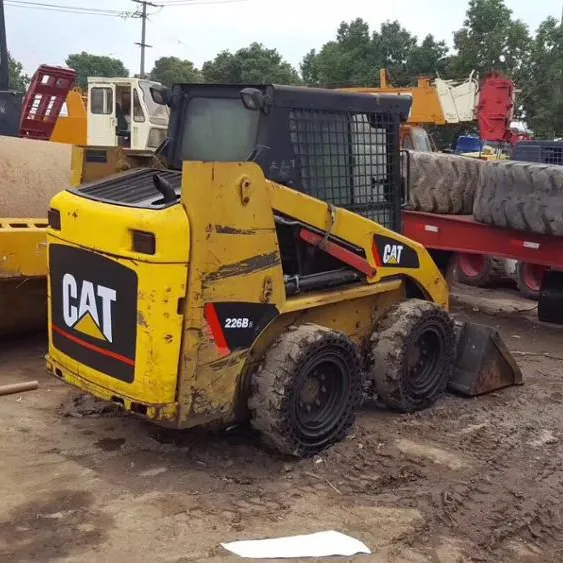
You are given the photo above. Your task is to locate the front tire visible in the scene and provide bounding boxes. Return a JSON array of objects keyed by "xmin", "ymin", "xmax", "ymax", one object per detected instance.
[
  {"xmin": 369, "ymin": 299, "xmax": 456, "ymax": 412},
  {"xmin": 249, "ymin": 324, "xmax": 363, "ymax": 457}
]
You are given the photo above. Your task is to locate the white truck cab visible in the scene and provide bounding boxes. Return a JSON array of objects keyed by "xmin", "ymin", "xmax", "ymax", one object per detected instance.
[{"xmin": 87, "ymin": 77, "xmax": 169, "ymax": 151}]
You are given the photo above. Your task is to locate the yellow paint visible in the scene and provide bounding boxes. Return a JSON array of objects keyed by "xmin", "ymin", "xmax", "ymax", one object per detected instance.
[
  {"xmin": 73, "ymin": 312, "xmax": 106, "ymax": 341},
  {"xmin": 340, "ymin": 70, "xmax": 448, "ymax": 125},
  {"xmin": 50, "ymin": 90, "xmax": 87, "ymax": 146},
  {"xmin": 47, "ymin": 160, "xmax": 449, "ymax": 429},
  {"xmin": 0, "ymin": 221, "xmax": 48, "ymax": 278}
]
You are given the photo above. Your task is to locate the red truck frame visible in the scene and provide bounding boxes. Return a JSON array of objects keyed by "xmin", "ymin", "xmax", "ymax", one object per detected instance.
[{"xmin": 402, "ymin": 210, "xmax": 563, "ymax": 324}]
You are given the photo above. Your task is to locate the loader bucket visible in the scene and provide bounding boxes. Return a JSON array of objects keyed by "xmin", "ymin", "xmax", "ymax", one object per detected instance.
[{"xmin": 449, "ymin": 321, "xmax": 523, "ymax": 396}]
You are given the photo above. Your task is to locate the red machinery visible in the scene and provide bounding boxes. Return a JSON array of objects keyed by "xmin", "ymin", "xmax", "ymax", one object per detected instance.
[{"xmin": 403, "ymin": 211, "xmax": 562, "ymax": 323}]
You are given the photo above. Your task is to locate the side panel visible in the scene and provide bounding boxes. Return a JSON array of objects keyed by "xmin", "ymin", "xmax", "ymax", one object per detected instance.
[{"xmin": 177, "ymin": 162, "xmax": 286, "ymax": 425}]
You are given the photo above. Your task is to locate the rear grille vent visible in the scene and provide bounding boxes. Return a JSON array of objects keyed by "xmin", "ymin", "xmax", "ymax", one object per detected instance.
[{"xmin": 70, "ymin": 168, "xmax": 182, "ymax": 209}]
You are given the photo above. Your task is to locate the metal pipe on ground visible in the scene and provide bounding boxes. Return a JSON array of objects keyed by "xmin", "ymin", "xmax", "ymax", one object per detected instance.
[{"xmin": 0, "ymin": 381, "xmax": 39, "ymax": 396}]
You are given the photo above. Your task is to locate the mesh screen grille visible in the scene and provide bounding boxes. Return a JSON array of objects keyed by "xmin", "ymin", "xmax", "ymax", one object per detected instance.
[{"xmin": 289, "ymin": 108, "xmax": 400, "ymax": 230}]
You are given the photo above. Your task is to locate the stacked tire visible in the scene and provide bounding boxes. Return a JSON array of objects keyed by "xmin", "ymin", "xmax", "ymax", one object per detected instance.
[
  {"xmin": 405, "ymin": 150, "xmax": 483, "ymax": 214},
  {"xmin": 473, "ymin": 160, "xmax": 563, "ymax": 237},
  {"xmin": 472, "ymin": 160, "xmax": 562, "ymax": 298},
  {"xmin": 405, "ymin": 150, "xmax": 508, "ymax": 288}
]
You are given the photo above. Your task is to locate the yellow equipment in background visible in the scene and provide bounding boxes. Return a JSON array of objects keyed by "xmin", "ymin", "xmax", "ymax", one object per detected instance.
[
  {"xmin": 46, "ymin": 84, "xmax": 522, "ymax": 457},
  {"xmin": 50, "ymin": 89, "xmax": 87, "ymax": 146}
]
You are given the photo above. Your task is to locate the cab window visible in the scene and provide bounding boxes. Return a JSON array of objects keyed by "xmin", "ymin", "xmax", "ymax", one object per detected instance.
[{"xmin": 90, "ymin": 87, "xmax": 113, "ymax": 115}]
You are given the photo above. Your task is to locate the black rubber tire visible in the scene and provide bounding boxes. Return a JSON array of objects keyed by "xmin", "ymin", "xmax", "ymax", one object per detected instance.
[
  {"xmin": 369, "ymin": 299, "xmax": 456, "ymax": 412},
  {"xmin": 452, "ymin": 253, "xmax": 507, "ymax": 288},
  {"xmin": 405, "ymin": 150, "xmax": 484, "ymax": 214},
  {"xmin": 473, "ymin": 160, "xmax": 563, "ymax": 236},
  {"xmin": 249, "ymin": 324, "xmax": 363, "ymax": 457}
]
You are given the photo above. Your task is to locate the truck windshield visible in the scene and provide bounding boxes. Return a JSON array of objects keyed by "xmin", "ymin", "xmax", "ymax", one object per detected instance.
[
  {"xmin": 180, "ymin": 97, "xmax": 260, "ymax": 162},
  {"xmin": 411, "ymin": 127, "xmax": 432, "ymax": 152}
]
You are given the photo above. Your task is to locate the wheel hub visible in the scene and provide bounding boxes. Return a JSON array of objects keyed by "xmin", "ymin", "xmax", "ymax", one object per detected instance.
[
  {"xmin": 294, "ymin": 357, "xmax": 350, "ymax": 440},
  {"xmin": 299, "ymin": 374, "xmax": 322, "ymax": 406},
  {"xmin": 406, "ymin": 328, "xmax": 442, "ymax": 395}
]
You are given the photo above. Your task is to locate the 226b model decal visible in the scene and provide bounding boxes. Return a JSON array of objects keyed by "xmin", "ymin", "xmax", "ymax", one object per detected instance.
[
  {"xmin": 373, "ymin": 234, "xmax": 420, "ymax": 269},
  {"xmin": 204, "ymin": 302, "xmax": 278, "ymax": 356},
  {"xmin": 224, "ymin": 317, "xmax": 254, "ymax": 329}
]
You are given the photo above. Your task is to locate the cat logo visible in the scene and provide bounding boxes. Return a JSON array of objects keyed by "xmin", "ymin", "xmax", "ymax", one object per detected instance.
[
  {"xmin": 62, "ymin": 273, "xmax": 116, "ymax": 343},
  {"xmin": 382, "ymin": 244, "xmax": 404, "ymax": 265}
]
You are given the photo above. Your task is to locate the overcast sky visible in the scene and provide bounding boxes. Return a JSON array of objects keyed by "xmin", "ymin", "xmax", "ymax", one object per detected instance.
[{"xmin": 5, "ymin": 0, "xmax": 562, "ymax": 77}]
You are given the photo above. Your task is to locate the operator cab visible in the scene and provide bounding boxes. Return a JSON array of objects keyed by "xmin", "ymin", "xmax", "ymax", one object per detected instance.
[
  {"xmin": 87, "ymin": 77, "xmax": 169, "ymax": 151},
  {"xmin": 150, "ymin": 83, "xmax": 411, "ymax": 232}
]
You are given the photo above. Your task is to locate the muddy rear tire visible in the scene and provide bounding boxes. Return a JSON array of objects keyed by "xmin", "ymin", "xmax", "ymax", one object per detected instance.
[
  {"xmin": 369, "ymin": 299, "xmax": 456, "ymax": 412},
  {"xmin": 249, "ymin": 324, "xmax": 363, "ymax": 457}
]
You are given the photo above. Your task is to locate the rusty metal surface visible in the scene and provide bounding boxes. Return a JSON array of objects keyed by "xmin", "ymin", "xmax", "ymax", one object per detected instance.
[{"xmin": 449, "ymin": 321, "xmax": 523, "ymax": 396}]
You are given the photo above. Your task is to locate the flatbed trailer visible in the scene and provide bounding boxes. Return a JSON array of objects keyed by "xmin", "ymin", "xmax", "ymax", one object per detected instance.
[{"xmin": 402, "ymin": 210, "xmax": 563, "ymax": 324}]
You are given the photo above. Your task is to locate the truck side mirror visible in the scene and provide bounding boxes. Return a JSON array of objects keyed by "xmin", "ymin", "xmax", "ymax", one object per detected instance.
[{"xmin": 150, "ymin": 85, "xmax": 170, "ymax": 106}]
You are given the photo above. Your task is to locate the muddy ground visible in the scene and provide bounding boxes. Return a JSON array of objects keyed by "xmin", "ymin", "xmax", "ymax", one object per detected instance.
[{"xmin": 1, "ymin": 285, "xmax": 563, "ymax": 562}]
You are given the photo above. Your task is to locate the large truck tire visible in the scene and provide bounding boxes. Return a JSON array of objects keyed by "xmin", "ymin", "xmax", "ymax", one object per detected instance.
[
  {"xmin": 405, "ymin": 151, "xmax": 484, "ymax": 214},
  {"xmin": 473, "ymin": 160, "xmax": 563, "ymax": 236}
]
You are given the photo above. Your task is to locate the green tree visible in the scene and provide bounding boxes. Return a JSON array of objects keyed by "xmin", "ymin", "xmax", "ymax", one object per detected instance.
[
  {"xmin": 149, "ymin": 56, "xmax": 202, "ymax": 88},
  {"xmin": 408, "ymin": 35, "xmax": 449, "ymax": 77},
  {"xmin": 202, "ymin": 42, "xmax": 300, "ymax": 84},
  {"xmin": 8, "ymin": 53, "xmax": 29, "ymax": 91},
  {"xmin": 300, "ymin": 18, "xmax": 450, "ymax": 87},
  {"xmin": 65, "ymin": 52, "xmax": 129, "ymax": 89},
  {"xmin": 449, "ymin": 0, "xmax": 530, "ymax": 80},
  {"xmin": 520, "ymin": 17, "xmax": 563, "ymax": 138}
]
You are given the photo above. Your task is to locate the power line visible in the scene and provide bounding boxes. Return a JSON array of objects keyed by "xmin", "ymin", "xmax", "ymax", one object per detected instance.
[
  {"xmin": 158, "ymin": 0, "xmax": 248, "ymax": 5},
  {"xmin": 4, "ymin": 0, "xmax": 131, "ymax": 17}
]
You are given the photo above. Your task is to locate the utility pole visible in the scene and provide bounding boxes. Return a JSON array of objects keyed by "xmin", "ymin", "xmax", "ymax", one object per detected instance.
[
  {"xmin": 0, "ymin": 0, "xmax": 9, "ymax": 89},
  {"xmin": 132, "ymin": 0, "xmax": 157, "ymax": 78}
]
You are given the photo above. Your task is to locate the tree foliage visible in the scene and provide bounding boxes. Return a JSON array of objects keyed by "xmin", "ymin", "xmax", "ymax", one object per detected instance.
[
  {"xmin": 56, "ymin": 0, "xmax": 563, "ymax": 139},
  {"xmin": 301, "ymin": 18, "xmax": 449, "ymax": 87},
  {"xmin": 65, "ymin": 52, "xmax": 129, "ymax": 89},
  {"xmin": 519, "ymin": 17, "xmax": 563, "ymax": 138},
  {"xmin": 149, "ymin": 56, "xmax": 202, "ymax": 87},
  {"xmin": 8, "ymin": 53, "xmax": 29, "ymax": 91},
  {"xmin": 449, "ymin": 0, "xmax": 530, "ymax": 80},
  {"xmin": 202, "ymin": 42, "xmax": 300, "ymax": 84}
]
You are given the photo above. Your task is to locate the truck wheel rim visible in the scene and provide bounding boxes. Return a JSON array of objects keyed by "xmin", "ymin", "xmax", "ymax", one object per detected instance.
[
  {"xmin": 521, "ymin": 263, "xmax": 545, "ymax": 293},
  {"xmin": 458, "ymin": 253, "xmax": 485, "ymax": 279},
  {"xmin": 405, "ymin": 325, "xmax": 443, "ymax": 397},
  {"xmin": 293, "ymin": 353, "xmax": 350, "ymax": 441}
]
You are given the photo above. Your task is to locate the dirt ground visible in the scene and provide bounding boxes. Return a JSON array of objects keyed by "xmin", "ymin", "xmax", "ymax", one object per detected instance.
[{"xmin": 1, "ymin": 284, "xmax": 563, "ymax": 562}]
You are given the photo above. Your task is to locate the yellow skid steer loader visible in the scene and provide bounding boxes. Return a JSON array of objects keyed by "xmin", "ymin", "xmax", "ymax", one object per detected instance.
[{"xmin": 45, "ymin": 84, "xmax": 521, "ymax": 457}]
